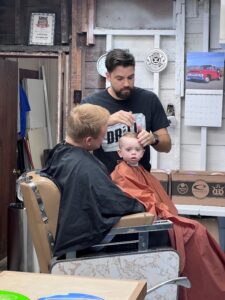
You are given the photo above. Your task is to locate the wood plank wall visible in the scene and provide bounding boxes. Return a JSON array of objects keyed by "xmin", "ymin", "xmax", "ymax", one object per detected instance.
[
  {"xmin": 84, "ymin": 36, "xmax": 106, "ymax": 98},
  {"xmin": 0, "ymin": 0, "xmax": 71, "ymax": 46}
]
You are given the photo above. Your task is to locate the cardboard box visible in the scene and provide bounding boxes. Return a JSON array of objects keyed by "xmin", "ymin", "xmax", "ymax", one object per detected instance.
[
  {"xmin": 171, "ymin": 170, "xmax": 225, "ymax": 206},
  {"xmin": 151, "ymin": 169, "xmax": 170, "ymax": 195},
  {"xmin": 189, "ymin": 216, "xmax": 220, "ymax": 245}
]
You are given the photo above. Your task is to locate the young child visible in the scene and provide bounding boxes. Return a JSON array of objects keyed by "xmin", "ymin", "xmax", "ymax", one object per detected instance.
[
  {"xmin": 115, "ymin": 132, "xmax": 177, "ymax": 217},
  {"xmin": 111, "ymin": 132, "xmax": 225, "ymax": 300}
]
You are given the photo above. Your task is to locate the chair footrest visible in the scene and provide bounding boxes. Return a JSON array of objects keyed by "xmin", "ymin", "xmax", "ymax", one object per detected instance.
[{"xmin": 109, "ymin": 219, "xmax": 173, "ymax": 235}]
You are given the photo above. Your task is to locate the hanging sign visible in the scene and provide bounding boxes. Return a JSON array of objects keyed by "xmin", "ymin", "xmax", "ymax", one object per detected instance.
[
  {"xmin": 145, "ymin": 49, "xmax": 168, "ymax": 73},
  {"xmin": 29, "ymin": 13, "xmax": 55, "ymax": 45}
]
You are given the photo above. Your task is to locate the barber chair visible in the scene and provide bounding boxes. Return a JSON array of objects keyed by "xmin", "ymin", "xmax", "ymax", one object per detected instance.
[{"xmin": 20, "ymin": 171, "xmax": 190, "ymax": 300}]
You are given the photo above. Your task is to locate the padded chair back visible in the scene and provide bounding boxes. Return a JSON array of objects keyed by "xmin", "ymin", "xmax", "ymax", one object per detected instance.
[{"xmin": 20, "ymin": 171, "xmax": 60, "ymax": 273}]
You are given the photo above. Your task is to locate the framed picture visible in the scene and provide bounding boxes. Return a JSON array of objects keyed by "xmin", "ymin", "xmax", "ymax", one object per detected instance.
[
  {"xmin": 186, "ymin": 52, "xmax": 224, "ymax": 91},
  {"xmin": 29, "ymin": 13, "xmax": 55, "ymax": 45}
]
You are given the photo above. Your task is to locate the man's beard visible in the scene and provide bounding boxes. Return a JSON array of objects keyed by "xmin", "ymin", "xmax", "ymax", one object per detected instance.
[{"xmin": 114, "ymin": 87, "xmax": 133, "ymax": 100}]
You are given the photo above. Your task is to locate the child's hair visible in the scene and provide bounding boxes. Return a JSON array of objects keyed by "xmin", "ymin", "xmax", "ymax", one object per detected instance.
[
  {"xmin": 118, "ymin": 132, "xmax": 139, "ymax": 148},
  {"xmin": 67, "ymin": 104, "xmax": 110, "ymax": 142}
]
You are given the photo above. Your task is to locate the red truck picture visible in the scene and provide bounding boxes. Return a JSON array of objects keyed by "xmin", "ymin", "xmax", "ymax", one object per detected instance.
[{"xmin": 186, "ymin": 65, "xmax": 222, "ymax": 83}]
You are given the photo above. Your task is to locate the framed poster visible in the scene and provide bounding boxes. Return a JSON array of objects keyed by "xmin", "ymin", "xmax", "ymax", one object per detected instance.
[
  {"xmin": 184, "ymin": 51, "xmax": 225, "ymax": 127},
  {"xmin": 29, "ymin": 13, "xmax": 55, "ymax": 45},
  {"xmin": 186, "ymin": 52, "xmax": 224, "ymax": 91}
]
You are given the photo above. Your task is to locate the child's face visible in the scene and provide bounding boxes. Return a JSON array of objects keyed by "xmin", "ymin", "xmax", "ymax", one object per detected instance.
[{"xmin": 118, "ymin": 137, "xmax": 145, "ymax": 165}]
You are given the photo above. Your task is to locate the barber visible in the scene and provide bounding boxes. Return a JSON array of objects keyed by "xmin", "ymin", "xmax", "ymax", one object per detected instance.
[{"xmin": 81, "ymin": 48, "xmax": 171, "ymax": 173}]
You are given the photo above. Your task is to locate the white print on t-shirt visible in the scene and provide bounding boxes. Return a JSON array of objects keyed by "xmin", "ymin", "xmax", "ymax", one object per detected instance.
[{"xmin": 102, "ymin": 113, "xmax": 146, "ymax": 152}]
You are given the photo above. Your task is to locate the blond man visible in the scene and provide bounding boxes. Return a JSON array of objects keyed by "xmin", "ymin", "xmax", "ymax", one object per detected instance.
[{"xmin": 41, "ymin": 104, "xmax": 144, "ymax": 257}]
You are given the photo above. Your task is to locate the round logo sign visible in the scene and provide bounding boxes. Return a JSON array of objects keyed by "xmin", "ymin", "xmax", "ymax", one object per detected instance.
[
  {"xmin": 96, "ymin": 53, "xmax": 107, "ymax": 77},
  {"xmin": 145, "ymin": 49, "xmax": 168, "ymax": 73},
  {"xmin": 192, "ymin": 180, "xmax": 209, "ymax": 199}
]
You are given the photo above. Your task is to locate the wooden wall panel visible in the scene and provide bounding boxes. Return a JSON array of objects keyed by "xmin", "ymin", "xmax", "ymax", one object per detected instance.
[
  {"xmin": 85, "ymin": 36, "xmax": 106, "ymax": 61},
  {"xmin": 0, "ymin": 0, "xmax": 71, "ymax": 46},
  {"xmin": 0, "ymin": 7, "xmax": 14, "ymax": 44},
  {"xmin": 83, "ymin": 35, "xmax": 106, "ymax": 97},
  {"xmin": 85, "ymin": 61, "xmax": 105, "ymax": 89}
]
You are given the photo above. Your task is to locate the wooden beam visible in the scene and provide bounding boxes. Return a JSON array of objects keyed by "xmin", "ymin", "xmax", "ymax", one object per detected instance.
[
  {"xmin": 14, "ymin": 0, "xmax": 22, "ymax": 44},
  {"xmin": 57, "ymin": 53, "xmax": 64, "ymax": 143},
  {"xmin": 93, "ymin": 29, "xmax": 176, "ymax": 36},
  {"xmin": 70, "ymin": 0, "xmax": 82, "ymax": 104},
  {"xmin": 200, "ymin": 0, "xmax": 210, "ymax": 171},
  {"xmin": 64, "ymin": 54, "xmax": 71, "ymax": 127},
  {"xmin": 174, "ymin": 0, "xmax": 185, "ymax": 170},
  {"xmin": 175, "ymin": 0, "xmax": 185, "ymax": 97},
  {"xmin": 81, "ymin": 0, "xmax": 88, "ymax": 33},
  {"xmin": 61, "ymin": 0, "xmax": 69, "ymax": 44},
  {"xmin": 0, "ymin": 45, "xmax": 69, "ymax": 53},
  {"xmin": 0, "ymin": 52, "xmax": 60, "ymax": 58},
  {"xmin": 87, "ymin": 0, "xmax": 95, "ymax": 45}
]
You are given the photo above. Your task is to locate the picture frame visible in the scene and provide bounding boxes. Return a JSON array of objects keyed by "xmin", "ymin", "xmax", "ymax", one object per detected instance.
[{"xmin": 29, "ymin": 13, "xmax": 55, "ymax": 46}]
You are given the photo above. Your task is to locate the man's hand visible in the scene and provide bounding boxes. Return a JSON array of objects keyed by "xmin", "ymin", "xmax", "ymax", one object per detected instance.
[
  {"xmin": 137, "ymin": 129, "xmax": 153, "ymax": 147},
  {"xmin": 137, "ymin": 128, "xmax": 172, "ymax": 152},
  {"xmin": 108, "ymin": 110, "xmax": 135, "ymax": 127}
]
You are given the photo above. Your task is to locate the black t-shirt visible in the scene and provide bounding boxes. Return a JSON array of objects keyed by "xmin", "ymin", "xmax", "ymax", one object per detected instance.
[{"xmin": 81, "ymin": 87, "xmax": 169, "ymax": 173}]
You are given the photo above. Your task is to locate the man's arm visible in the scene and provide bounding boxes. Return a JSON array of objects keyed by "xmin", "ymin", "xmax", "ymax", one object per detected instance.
[{"xmin": 152, "ymin": 128, "xmax": 171, "ymax": 152}]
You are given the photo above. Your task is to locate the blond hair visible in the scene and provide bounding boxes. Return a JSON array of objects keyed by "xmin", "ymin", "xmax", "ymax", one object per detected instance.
[
  {"xmin": 67, "ymin": 104, "xmax": 110, "ymax": 142},
  {"xmin": 118, "ymin": 132, "xmax": 139, "ymax": 148}
]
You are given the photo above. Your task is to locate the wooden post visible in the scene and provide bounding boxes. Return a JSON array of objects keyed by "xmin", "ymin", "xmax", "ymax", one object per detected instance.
[
  {"xmin": 15, "ymin": 0, "xmax": 22, "ymax": 44},
  {"xmin": 70, "ymin": 0, "xmax": 83, "ymax": 105},
  {"xmin": 81, "ymin": 0, "xmax": 88, "ymax": 33},
  {"xmin": 87, "ymin": 0, "xmax": 95, "ymax": 45},
  {"xmin": 175, "ymin": 0, "xmax": 185, "ymax": 170},
  {"xmin": 56, "ymin": 53, "xmax": 64, "ymax": 143},
  {"xmin": 61, "ymin": 0, "xmax": 69, "ymax": 44},
  {"xmin": 200, "ymin": 0, "xmax": 210, "ymax": 171}
]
